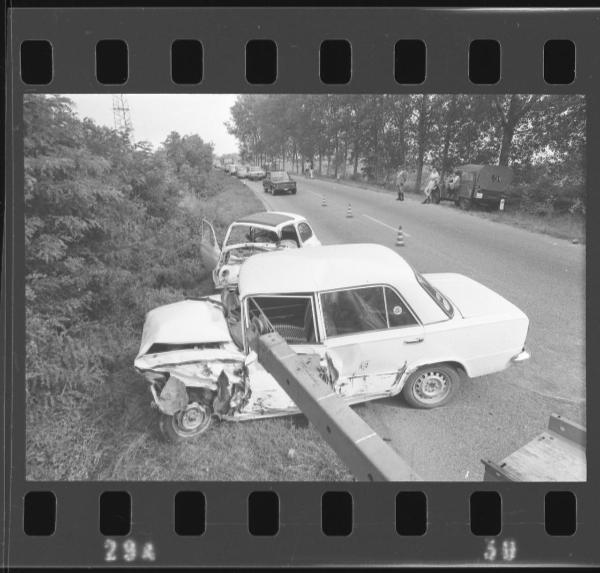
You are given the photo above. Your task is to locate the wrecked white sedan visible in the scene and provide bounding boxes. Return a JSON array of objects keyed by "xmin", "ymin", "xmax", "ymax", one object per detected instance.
[
  {"xmin": 134, "ymin": 244, "xmax": 530, "ymax": 442},
  {"xmin": 200, "ymin": 211, "xmax": 321, "ymax": 290}
]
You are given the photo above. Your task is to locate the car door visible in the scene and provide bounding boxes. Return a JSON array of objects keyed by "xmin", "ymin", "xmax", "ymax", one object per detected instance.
[
  {"xmin": 318, "ymin": 285, "xmax": 426, "ymax": 398},
  {"xmin": 200, "ymin": 219, "xmax": 222, "ymax": 283}
]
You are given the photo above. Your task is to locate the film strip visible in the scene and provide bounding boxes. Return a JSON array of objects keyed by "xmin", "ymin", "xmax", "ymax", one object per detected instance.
[{"xmin": 3, "ymin": 4, "xmax": 599, "ymax": 568}]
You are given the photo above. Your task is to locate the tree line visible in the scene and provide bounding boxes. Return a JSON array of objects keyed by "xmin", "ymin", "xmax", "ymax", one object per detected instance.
[
  {"xmin": 24, "ymin": 94, "xmax": 215, "ymax": 403},
  {"xmin": 227, "ymin": 94, "xmax": 585, "ymax": 212}
]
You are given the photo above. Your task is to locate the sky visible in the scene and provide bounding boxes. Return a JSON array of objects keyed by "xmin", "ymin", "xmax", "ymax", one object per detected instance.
[{"xmin": 66, "ymin": 94, "xmax": 240, "ymax": 155}]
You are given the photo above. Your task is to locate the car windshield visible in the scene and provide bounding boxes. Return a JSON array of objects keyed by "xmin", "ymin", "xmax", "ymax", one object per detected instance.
[
  {"xmin": 414, "ymin": 271, "xmax": 454, "ymax": 318},
  {"xmin": 271, "ymin": 171, "xmax": 290, "ymax": 182},
  {"xmin": 249, "ymin": 167, "xmax": 261, "ymax": 172},
  {"xmin": 225, "ymin": 224, "xmax": 279, "ymax": 246}
]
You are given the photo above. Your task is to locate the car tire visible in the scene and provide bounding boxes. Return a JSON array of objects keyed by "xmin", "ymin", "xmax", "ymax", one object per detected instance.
[
  {"xmin": 401, "ymin": 364, "xmax": 461, "ymax": 409},
  {"xmin": 292, "ymin": 189, "xmax": 297, "ymax": 195},
  {"xmin": 159, "ymin": 403, "xmax": 212, "ymax": 443}
]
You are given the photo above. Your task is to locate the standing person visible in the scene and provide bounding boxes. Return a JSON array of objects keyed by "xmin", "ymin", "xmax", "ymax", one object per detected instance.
[
  {"xmin": 447, "ymin": 170, "xmax": 461, "ymax": 199},
  {"xmin": 395, "ymin": 167, "xmax": 408, "ymax": 201},
  {"xmin": 423, "ymin": 165, "xmax": 440, "ymax": 204},
  {"xmin": 309, "ymin": 160, "xmax": 314, "ymax": 179}
]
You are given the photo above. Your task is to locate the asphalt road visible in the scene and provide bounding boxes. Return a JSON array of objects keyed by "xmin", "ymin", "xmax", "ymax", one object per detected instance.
[{"xmin": 243, "ymin": 175, "xmax": 586, "ymax": 481}]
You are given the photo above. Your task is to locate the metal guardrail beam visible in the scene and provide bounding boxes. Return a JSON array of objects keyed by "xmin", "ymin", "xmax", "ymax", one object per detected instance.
[{"xmin": 253, "ymin": 332, "xmax": 421, "ymax": 481}]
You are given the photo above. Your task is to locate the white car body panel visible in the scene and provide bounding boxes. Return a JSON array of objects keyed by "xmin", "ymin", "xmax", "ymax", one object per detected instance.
[{"xmin": 135, "ymin": 244, "xmax": 530, "ymax": 422}]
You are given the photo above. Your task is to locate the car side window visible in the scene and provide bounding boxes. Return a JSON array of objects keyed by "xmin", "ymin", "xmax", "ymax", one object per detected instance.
[
  {"xmin": 280, "ymin": 224, "xmax": 300, "ymax": 246},
  {"xmin": 297, "ymin": 222, "xmax": 313, "ymax": 243},
  {"xmin": 321, "ymin": 287, "xmax": 388, "ymax": 337},
  {"xmin": 247, "ymin": 296, "xmax": 316, "ymax": 344},
  {"xmin": 384, "ymin": 287, "xmax": 418, "ymax": 328}
]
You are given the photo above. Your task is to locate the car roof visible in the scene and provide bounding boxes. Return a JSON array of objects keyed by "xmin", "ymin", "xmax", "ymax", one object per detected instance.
[
  {"xmin": 235, "ymin": 211, "xmax": 303, "ymax": 227},
  {"xmin": 239, "ymin": 243, "xmax": 416, "ymax": 296}
]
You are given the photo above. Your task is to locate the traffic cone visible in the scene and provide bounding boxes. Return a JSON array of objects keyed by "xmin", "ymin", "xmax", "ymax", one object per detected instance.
[
  {"xmin": 395, "ymin": 225, "xmax": 405, "ymax": 247},
  {"xmin": 346, "ymin": 203, "xmax": 353, "ymax": 218},
  {"xmin": 321, "ymin": 195, "xmax": 327, "ymax": 207}
]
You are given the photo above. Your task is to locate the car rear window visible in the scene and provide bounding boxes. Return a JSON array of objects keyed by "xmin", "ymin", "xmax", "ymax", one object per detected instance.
[
  {"xmin": 271, "ymin": 172, "xmax": 290, "ymax": 181},
  {"xmin": 415, "ymin": 272, "xmax": 454, "ymax": 318}
]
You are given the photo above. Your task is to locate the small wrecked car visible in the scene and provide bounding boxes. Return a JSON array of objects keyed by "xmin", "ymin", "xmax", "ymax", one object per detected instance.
[
  {"xmin": 200, "ymin": 211, "xmax": 321, "ymax": 291},
  {"xmin": 134, "ymin": 244, "xmax": 530, "ymax": 442}
]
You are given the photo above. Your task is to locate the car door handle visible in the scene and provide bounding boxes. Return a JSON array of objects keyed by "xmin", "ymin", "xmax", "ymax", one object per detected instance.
[{"xmin": 404, "ymin": 337, "xmax": 424, "ymax": 344}]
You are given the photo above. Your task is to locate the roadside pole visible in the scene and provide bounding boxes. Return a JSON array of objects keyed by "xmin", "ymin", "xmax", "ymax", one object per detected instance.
[{"xmin": 251, "ymin": 332, "xmax": 421, "ymax": 481}]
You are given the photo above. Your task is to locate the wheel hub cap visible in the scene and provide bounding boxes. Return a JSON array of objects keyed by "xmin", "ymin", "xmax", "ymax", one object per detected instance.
[
  {"xmin": 180, "ymin": 404, "xmax": 205, "ymax": 431},
  {"xmin": 415, "ymin": 371, "xmax": 449, "ymax": 402}
]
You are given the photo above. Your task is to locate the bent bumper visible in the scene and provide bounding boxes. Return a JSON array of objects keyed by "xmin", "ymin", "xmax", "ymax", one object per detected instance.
[{"xmin": 512, "ymin": 348, "xmax": 531, "ymax": 363}]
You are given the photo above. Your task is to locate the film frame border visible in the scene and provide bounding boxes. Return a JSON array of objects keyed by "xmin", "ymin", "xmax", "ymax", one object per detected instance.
[{"xmin": 4, "ymin": 5, "xmax": 599, "ymax": 567}]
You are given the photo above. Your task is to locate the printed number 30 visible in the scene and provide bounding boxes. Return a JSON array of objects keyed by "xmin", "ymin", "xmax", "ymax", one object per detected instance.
[{"xmin": 104, "ymin": 539, "xmax": 156, "ymax": 562}]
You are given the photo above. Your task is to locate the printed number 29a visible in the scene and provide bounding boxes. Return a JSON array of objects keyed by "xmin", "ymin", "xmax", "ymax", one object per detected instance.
[
  {"xmin": 104, "ymin": 539, "xmax": 156, "ymax": 562},
  {"xmin": 484, "ymin": 538, "xmax": 517, "ymax": 562}
]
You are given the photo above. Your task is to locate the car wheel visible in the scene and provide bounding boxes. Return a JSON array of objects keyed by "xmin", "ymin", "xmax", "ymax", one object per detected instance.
[
  {"xmin": 401, "ymin": 364, "xmax": 461, "ymax": 409},
  {"xmin": 159, "ymin": 402, "xmax": 212, "ymax": 443},
  {"xmin": 292, "ymin": 189, "xmax": 297, "ymax": 194}
]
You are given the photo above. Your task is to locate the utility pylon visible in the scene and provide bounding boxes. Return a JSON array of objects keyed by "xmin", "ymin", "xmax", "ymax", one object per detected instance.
[{"xmin": 112, "ymin": 94, "xmax": 133, "ymax": 134}]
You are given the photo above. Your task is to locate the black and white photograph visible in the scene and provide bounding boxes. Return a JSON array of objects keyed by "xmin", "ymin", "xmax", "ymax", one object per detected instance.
[{"xmin": 25, "ymin": 92, "xmax": 585, "ymax": 482}]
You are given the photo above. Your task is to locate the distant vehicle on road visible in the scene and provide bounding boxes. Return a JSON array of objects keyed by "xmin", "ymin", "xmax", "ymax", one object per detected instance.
[
  {"xmin": 225, "ymin": 163, "xmax": 238, "ymax": 175},
  {"xmin": 200, "ymin": 211, "xmax": 321, "ymax": 291},
  {"xmin": 235, "ymin": 165, "xmax": 251, "ymax": 179},
  {"xmin": 246, "ymin": 166, "xmax": 267, "ymax": 181},
  {"xmin": 263, "ymin": 171, "xmax": 297, "ymax": 195},
  {"xmin": 432, "ymin": 164, "xmax": 514, "ymax": 211},
  {"xmin": 134, "ymin": 243, "xmax": 530, "ymax": 442}
]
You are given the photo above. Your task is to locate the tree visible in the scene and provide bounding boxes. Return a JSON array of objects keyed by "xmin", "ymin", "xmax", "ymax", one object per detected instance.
[
  {"xmin": 493, "ymin": 95, "xmax": 540, "ymax": 165},
  {"xmin": 414, "ymin": 94, "xmax": 429, "ymax": 192}
]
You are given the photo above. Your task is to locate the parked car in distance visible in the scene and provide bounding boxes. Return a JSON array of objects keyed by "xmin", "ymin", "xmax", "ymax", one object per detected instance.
[
  {"xmin": 235, "ymin": 165, "xmax": 251, "ymax": 178},
  {"xmin": 432, "ymin": 164, "xmax": 514, "ymax": 211},
  {"xmin": 246, "ymin": 166, "xmax": 267, "ymax": 181},
  {"xmin": 134, "ymin": 243, "xmax": 530, "ymax": 442},
  {"xmin": 263, "ymin": 171, "xmax": 297, "ymax": 195},
  {"xmin": 200, "ymin": 211, "xmax": 321, "ymax": 291}
]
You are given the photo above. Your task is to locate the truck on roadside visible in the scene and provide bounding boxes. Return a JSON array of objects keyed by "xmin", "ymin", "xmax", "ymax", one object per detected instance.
[{"xmin": 432, "ymin": 164, "xmax": 514, "ymax": 211}]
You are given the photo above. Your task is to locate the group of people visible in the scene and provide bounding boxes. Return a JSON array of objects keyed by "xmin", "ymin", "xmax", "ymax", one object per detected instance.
[{"xmin": 394, "ymin": 165, "xmax": 461, "ymax": 204}]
